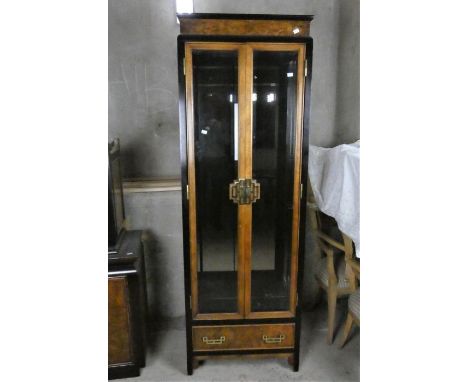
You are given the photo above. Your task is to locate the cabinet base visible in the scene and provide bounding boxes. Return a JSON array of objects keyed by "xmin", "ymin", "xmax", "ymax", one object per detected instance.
[
  {"xmin": 108, "ymin": 363, "xmax": 141, "ymax": 380},
  {"xmin": 187, "ymin": 351, "xmax": 297, "ymax": 374}
]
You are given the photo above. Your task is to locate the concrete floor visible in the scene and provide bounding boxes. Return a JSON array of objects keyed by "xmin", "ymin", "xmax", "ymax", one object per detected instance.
[{"xmin": 126, "ymin": 301, "xmax": 359, "ymax": 382}]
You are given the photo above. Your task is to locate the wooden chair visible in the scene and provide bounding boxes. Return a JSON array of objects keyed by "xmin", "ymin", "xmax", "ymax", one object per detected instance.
[
  {"xmin": 340, "ymin": 258, "xmax": 360, "ymax": 348},
  {"xmin": 307, "ymin": 181, "xmax": 358, "ymax": 344}
]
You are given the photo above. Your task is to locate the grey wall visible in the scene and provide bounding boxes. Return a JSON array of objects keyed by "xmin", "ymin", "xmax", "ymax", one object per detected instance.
[
  {"xmin": 110, "ymin": 0, "xmax": 360, "ymax": 323},
  {"xmin": 335, "ymin": 0, "xmax": 360, "ymax": 144},
  {"xmin": 109, "ymin": 0, "xmax": 181, "ymax": 179},
  {"xmin": 124, "ymin": 191, "xmax": 186, "ymax": 319}
]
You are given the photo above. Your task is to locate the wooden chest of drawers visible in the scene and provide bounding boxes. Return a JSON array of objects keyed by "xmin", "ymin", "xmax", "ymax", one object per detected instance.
[
  {"xmin": 108, "ymin": 231, "xmax": 147, "ymax": 380},
  {"xmin": 193, "ymin": 324, "xmax": 295, "ymax": 352}
]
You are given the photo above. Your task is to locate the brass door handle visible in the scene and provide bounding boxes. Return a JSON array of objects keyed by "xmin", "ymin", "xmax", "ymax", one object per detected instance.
[
  {"xmin": 262, "ymin": 334, "xmax": 285, "ymax": 344},
  {"xmin": 229, "ymin": 180, "xmax": 240, "ymax": 202},
  {"xmin": 251, "ymin": 179, "xmax": 260, "ymax": 202},
  {"xmin": 229, "ymin": 179, "xmax": 260, "ymax": 204},
  {"xmin": 202, "ymin": 336, "xmax": 226, "ymax": 345}
]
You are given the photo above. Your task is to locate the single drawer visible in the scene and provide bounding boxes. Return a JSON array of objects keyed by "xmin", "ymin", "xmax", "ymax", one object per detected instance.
[{"xmin": 193, "ymin": 324, "xmax": 295, "ymax": 351}]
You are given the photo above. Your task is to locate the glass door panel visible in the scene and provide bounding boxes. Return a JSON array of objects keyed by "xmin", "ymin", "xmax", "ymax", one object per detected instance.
[
  {"xmin": 192, "ymin": 49, "xmax": 239, "ymax": 314},
  {"xmin": 250, "ymin": 50, "xmax": 300, "ymax": 312}
]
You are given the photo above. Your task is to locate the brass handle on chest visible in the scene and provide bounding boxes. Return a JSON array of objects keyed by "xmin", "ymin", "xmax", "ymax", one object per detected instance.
[
  {"xmin": 262, "ymin": 334, "xmax": 285, "ymax": 344},
  {"xmin": 229, "ymin": 178, "xmax": 260, "ymax": 205},
  {"xmin": 202, "ymin": 336, "xmax": 226, "ymax": 345}
]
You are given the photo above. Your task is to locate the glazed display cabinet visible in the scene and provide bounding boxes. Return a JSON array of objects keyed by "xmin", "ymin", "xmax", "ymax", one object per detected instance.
[{"xmin": 177, "ymin": 13, "xmax": 313, "ymax": 375}]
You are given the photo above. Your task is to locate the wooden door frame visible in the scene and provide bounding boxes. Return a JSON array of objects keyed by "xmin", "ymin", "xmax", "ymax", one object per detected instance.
[
  {"xmin": 243, "ymin": 43, "xmax": 306, "ymax": 319},
  {"xmin": 185, "ymin": 42, "xmax": 246, "ymax": 320},
  {"xmin": 184, "ymin": 41, "xmax": 307, "ymax": 320}
]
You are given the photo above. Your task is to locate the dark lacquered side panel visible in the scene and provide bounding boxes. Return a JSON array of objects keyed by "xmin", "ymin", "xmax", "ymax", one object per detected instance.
[
  {"xmin": 177, "ymin": 36, "xmax": 194, "ymax": 376},
  {"xmin": 293, "ymin": 39, "xmax": 313, "ymax": 372}
]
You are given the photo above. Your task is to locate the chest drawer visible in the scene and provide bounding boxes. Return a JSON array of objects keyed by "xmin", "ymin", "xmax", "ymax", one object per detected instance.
[{"xmin": 192, "ymin": 324, "xmax": 295, "ymax": 351}]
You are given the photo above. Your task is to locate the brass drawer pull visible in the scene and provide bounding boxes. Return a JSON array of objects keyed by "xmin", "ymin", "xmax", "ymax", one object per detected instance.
[
  {"xmin": 202, "ymin": 335, "xmax": 226, "ymax": 345},
  {"xmin": 262, "ymin": 334, "xmax": 285, "ymax": 344}
]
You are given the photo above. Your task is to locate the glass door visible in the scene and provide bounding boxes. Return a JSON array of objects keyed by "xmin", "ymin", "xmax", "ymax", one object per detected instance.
[
  {"xmin": 246, "ymin": 44, "xmax": 306, "ymax": 317},
  {"xmin": 185, "ymin": 43, "xmax": 247, "ymax": 319},
  {"xmin": 185, "ymin": 42, "xmax": 306, "ymax": 319}
]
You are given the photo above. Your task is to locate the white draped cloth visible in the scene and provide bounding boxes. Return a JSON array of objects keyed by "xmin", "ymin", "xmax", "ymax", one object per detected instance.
[{"xmin": 308, "ymin": 141, "xmax": 360, "ymax": 257}]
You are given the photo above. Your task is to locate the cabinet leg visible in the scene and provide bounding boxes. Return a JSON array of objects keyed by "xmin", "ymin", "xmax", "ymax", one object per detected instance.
[
  {"xmin": 288, "ymin": 355, "xmax": 299, "ymax": 371},
  {"xmin": 294, "ymin": 352, "xmax": 300, "ymax": 372},
  {"xmin": 187, "ymin": 356, "xmax": 193, "ymax": 376}
]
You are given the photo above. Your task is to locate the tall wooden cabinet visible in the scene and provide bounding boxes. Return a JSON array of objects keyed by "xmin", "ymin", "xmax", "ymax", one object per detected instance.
[{"xmin": 177, "ymin": 13, "xmax": 313, "ymax": 374}]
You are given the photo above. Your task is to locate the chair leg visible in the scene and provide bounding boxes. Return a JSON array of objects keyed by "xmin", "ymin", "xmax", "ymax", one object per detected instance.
[
  {"xmin": 340, "ymin": 312, "xmax": 354, "ymax": 348},
  {"xmin": 327, "ymin": 287, "xmax": 337, "ymax": 344}
]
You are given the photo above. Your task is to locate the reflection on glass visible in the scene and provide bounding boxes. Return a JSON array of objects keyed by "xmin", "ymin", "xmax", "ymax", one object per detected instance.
[
  {"xmin": 251, "ymin": 50, "xmax": 298, "ymax": 312},
  {"xmin": 193, "ymin": 50, "xmax": 238, "ymax": 313}
]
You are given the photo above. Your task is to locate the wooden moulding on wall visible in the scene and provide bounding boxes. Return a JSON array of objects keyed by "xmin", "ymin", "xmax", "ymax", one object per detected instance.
[
  {"xmin": 123, "ymin": 179, "xmax": 182, "ymax": 193},
  {"xmin": 178, "ymin": 14, "xmax": 313, "ymax": 37}
]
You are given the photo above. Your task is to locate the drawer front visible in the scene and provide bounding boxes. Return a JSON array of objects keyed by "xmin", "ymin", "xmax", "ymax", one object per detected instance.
[{"xmin": 193, "ymin": 324, "xmax": 294, "ymax": 351}]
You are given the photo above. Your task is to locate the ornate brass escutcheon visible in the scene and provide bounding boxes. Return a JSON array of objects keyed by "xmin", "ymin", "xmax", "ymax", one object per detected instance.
[
  {"xmin": 229, "ymin": 178, "xmax": 261, "ymax": 205},
  {"xmin": 202, "ymin": 336, "xmax": 226, "ymax": 345},
  {"xmin": 262, "ymin": 334, "xmax": 285, "ymax": 344}
]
